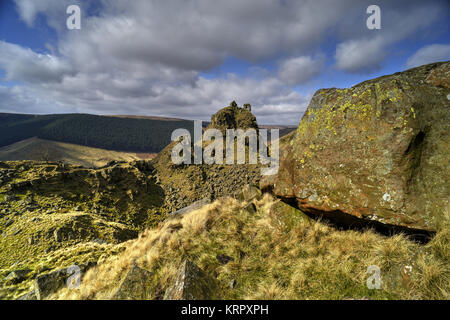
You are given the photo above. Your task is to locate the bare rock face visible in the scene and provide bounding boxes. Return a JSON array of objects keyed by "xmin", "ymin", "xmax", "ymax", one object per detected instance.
[
  {"xmin": 34, "ymin": 262, "xmax": 96, "ymax": 300},
  {"xmin": 113, "ymin": 265, "xmax": 153, "ymax": 300},
  {"xmin": 273, "ymin": 62, "xmax": 449, "ymax": 232},
  {"xmin": 169, "ymin": 198, "xmax": 211, "ymax": 216},
  {"xmin": 238, "ymin": 184, "xmax": 262, "ymax": 202},
  {"xmin": 34, "ymin": 269, "xmax": 67, "ymax": 300},
  {"xmin": 163, "ymin": 260, "xmax": 217, "ymax": 300},
  {"xmin": 4, "ymin": 269, "xmax": 31, "ymax": 286},
  {"xmin": 152, "ymin": 101, "xmax": 261, "ymax": 213}
]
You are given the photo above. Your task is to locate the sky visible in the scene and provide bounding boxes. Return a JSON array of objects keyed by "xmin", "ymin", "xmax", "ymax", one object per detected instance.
[{"xmin": 0, "ymin": 0, "xmax": 449, "ymax": 125}]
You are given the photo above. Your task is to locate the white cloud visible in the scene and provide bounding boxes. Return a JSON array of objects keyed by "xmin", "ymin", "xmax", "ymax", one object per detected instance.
[
  {"xmin": 14, "ymin": 0, "xmax": 83, "ymax": 31},
  {"xmin": 0, "ymin": 85, "xmax": 63, "ymax": 114},
  {"xmin": 335, "ymin": 37, "xmax": 387, "ymax": 73},
  {"xmin": 1, "ymin": 0, "xmax": 448, "ymax": 125},
  {"xmin": 335, "ymin": 1, "xmax": 444, "ymax": 73},
  {"xmin": 278, "ymin": 55, "xmax": 325, "ymax": 85},
  {"xmin": 0, "ymin": 41, "xmax": 75, "ymax": 83},
  {"xmin": 406, "ymin": 44, "xmax": 450, "ymax": 68}
]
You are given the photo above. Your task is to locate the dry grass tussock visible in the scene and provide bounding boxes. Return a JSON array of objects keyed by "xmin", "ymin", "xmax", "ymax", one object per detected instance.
[{"xmin": 54, "ymin": 195, "xmax": 449, "ymax": 300}]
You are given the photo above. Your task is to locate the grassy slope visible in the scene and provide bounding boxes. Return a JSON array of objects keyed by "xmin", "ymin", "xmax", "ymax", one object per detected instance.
[
  {"xmin": 0, "ymin": 137, "xmax": 155, "ymax": 167},
  {"xmin": 0, "ymin": 160, "xmax": 164, "ymax": 299},
  {"xmin": 56, "ymin": 195, "xmax": 449, "ymax": 300}
]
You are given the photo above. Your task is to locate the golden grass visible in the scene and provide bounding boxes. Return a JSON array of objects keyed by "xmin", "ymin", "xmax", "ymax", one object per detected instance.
[
  {"xmin": 54, "ymin": 195, "xmax": 449, "ymax": 300},
  {"xmin": 0, "ymin": 137, "xmax": 151, "ymax": 167}
]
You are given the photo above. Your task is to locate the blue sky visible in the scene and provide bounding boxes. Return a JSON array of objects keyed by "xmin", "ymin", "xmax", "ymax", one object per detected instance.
[{"xmin": 0, "ymin": 0, "xmax": 449, "ymax": 124}]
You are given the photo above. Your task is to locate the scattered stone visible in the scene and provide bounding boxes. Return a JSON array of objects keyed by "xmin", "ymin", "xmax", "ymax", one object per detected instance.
[
  {"xmin": 167, "ymin": 222, "xmax": 183, "ymax": 233},
  {"xmin": 4, "ymin": 195, "xmax": 15, "ymax": 202},
  {"xmin": 4, "ymin": 269, "xmax": 31, "ymax": 285},
  {"xmin": 112, "ymin": 265, "xmax": 153, "ymax": 300},
  {"xmin": 169, "ymin": 198, "xmax": 210, "ymax": 216},
  {"xmin": 53, "ymin": 228, "xmax": 62, "ymax": 242},
  {"xmin": 216, "ymin": 254, "xmax": 234, "ymax": 265},
  {"xmin": 17, "ymin": 289, "xmax": 37, "ymax": 300},
  {"xmin": 93, "ymin": 238, "xmax": 108, "ymax": 245},
  {"xmin": 45, "ymin": 245, "xmax": 56, "ymax": 253},
  {"xmin": 28, "ymin": 236, "xmax": 37, "ymax": 245},
  {"xmin": 239, "ymin": 184, "xmax": 262, "ymax": 202},
  {"xmin": 164, "ymin": 260, "xmax": 217, "ymax": 300},
  {"xmin": 244, "ymin": 202, "xmax": 256, "ymax": 214},
  {"xmin": 34, "ymin": 263, "xmax": 95, "ymax": 300},
  {"xmin": 34, "ymin": 269, "xmax": 68, "ymax": 300},
  {"xmin": 4, "ymin": 219, "xmax": 14, "ymax": 227},
  {"xmin": 268, "ymin": 200, "xmax": 311, "ymax": 232}
]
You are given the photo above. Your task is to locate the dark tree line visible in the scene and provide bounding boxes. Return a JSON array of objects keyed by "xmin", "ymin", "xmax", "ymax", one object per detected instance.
[{"xmin": 0, "ymin": 113, "xmax": 195, "ymax": 153}]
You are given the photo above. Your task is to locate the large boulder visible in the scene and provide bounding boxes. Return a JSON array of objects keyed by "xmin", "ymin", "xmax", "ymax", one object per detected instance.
[{"xmin": 273, "ymin": 62, "xmax": 449, "ymax": 232}]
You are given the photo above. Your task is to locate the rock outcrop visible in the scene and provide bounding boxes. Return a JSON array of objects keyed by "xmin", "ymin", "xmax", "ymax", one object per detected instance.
[
  {"xmin": 152, "ymin": 101, "xmax": 262, "ymax": 213},
  {"xmin": 209, "ymin": 101, "xmax": 258, "ymax": 134},
  {"xmin": 272, "ymin": 62, "xmax": 449, "ymax": 232}
]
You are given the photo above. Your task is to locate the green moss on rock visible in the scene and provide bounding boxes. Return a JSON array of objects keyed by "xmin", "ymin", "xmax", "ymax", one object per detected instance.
[{"xmin": 273, "ymin": 61, "xmax": 450, "ymax": 231}]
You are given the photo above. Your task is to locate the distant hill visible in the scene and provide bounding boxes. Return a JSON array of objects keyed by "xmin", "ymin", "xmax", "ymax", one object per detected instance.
[
  {"xmin": 0, "ymin": 113, "xmax": 298, "ymax": 161},
  {"xmin": 0, "ymin": 137, "xmax": 154, "ymax": 167},
  {"xmin": 0, "ymin": 113, "xmax": 195, "ymax": 153},
  {"xmin": 107, "ymin": 115, "xmax": 188, "ymax": 121}
]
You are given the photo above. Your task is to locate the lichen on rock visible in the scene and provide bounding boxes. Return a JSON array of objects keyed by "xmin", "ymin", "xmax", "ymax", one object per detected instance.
[{"xmin": 273, "ymin": 61, "xmax": 450, "ymax": 232}]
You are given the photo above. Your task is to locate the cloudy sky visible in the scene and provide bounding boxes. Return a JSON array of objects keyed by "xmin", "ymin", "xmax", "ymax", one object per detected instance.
[{"xmin": 0, "ymin": 0, "xmax": 449, "ymax": 124}]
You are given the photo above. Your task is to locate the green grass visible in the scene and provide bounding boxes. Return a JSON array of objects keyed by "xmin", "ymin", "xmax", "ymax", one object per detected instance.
[{"xmin": 56, "ymin": 195, "xmax": 449, "ymax": 300}]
